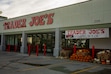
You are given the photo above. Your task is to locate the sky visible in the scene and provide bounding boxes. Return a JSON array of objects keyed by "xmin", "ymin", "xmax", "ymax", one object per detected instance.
[{"xmin": 0, "ymin": 0, "xmax": 88, "ymax": 18}]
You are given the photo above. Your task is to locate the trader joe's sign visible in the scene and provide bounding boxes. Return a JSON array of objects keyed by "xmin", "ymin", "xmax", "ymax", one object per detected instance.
[
  {"xmin": 3, "ymin": 13, "xmax": 54, "ymax": 30},
  {"xmin": 65, "ymin": 28, "xmax": 109, "ymax": 39}
]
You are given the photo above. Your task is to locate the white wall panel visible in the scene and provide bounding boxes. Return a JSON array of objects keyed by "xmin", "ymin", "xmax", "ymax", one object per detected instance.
[{"xmin": 89, "ymin": 38, "xmax": 111, "ymax": 49}]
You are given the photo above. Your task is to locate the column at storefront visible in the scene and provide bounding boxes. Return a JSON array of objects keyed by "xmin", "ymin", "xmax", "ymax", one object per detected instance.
[
  {"xmin": 20, "ymin": 32, "xmax": 27, "ymax": 53},
  {"xmin": 53, "ymin": 28, "xmax": 61, "ymax": 57},
  {"xmin": 0, "ymin": 33, "xmax": 6, "ymax": 51}
]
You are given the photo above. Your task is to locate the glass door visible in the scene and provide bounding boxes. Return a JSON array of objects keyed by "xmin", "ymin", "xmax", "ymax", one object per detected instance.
[
  {"xmin": 5, "ymin": 35, "xmax": 14, "ymax": 51},
  {"xmin": 27, "ymin": 32, "xmax": 55, "ymax": 53},
  {"xmin": 47, "ymin": 33, "xmax": 55, "ymax": 53},
  {"xmin": 5, "ymin": 34, "xmax": 22, "ymax": 52},
  {"xmin": 16, "ymin": 35, "xmax": 22, "ymax": 52}
]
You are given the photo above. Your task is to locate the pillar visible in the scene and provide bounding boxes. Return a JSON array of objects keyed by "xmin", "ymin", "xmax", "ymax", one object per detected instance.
[
  {"xmin": 20, "ymin": 32, "xmax": 27, "ymax": 53},
  {"xmin": 53, "ymin": 28, "xmax": 61, "ymax": 57},
  {"xmin": 0, "ymin": 33, "xmax": 6, "ymax": 51}
]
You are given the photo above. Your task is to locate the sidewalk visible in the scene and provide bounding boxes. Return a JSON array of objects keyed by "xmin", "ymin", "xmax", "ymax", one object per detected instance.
[{"xmin": 0, "ymin": 51, "xmax": 111, "ymax": 74}]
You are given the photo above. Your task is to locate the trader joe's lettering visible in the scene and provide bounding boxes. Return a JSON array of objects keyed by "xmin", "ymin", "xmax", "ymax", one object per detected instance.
[
  {"xmin": 3, "ymin": 13, "xmax": 55, "ymax": 30},
  {"xmin": 4, "ymin": 19, "xmax": 26, "ymax": 30},
  {"xmin": 88, "ymin": 29, "xmax": 105, "ymax": 34},
  {"xmin": 29, "ymin": 13, "xmax": 54, "ymax": 26}
]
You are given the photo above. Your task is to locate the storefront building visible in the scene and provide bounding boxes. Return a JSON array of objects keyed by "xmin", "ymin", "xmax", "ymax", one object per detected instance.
[{"xmin": 0, "ymin": 0, "xmax": 111, "ymax": 57}]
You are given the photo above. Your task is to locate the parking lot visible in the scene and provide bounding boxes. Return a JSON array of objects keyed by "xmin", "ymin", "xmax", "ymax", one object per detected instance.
[{"xmin": 0, "ymin": 51, "xmax": 111, "ymax": 74}]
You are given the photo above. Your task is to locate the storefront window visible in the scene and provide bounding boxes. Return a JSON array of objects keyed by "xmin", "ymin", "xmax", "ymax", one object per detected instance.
[
  {"xmin": 36, "ymin": 34, "xmax": 41, "ymax": 45},
  {"xmin": 5, "ymin": 35, "xmax": 21, "ymax": 52},
  {"xmin": 27, "ymin": 33, "xmax": 55, "ymax": 53},
  {"xmin": 10, "ymin": 36, "xmax": 14, "ymax": 45},
  {"xmin": 61, "ymin": 32, "xmax": 89, "ymax": 48},
  {"xmin": 5, "ymin": 35, "xmax": 10, "ymax": 45}
]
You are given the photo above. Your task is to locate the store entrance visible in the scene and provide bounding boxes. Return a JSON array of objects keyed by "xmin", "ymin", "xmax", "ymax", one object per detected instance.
[
  {"xmin": 5, "ymin": 34, "xmax": 22, "ymax": 52},
  {"xmin": 27, "ymin": 33, "xmax": 55, "ymax": 54}
]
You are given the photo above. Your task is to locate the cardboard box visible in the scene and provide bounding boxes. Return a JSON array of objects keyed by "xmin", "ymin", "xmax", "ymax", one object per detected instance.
[{"xmin": 60, "ymin": 49, "xmax": 72, "ymax": 58}]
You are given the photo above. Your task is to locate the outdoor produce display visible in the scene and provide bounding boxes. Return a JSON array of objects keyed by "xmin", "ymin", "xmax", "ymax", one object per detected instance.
[
  {"xmin": 70, "ymin": 49, "xmax": 93, "ymax": 62},
  {"xmin": 94, "ymin": 50, "xmax": 111, "ymax": 64},
  {"xmin": 70, "ymin": 48, "xmax": 111, "ymax": 65}
]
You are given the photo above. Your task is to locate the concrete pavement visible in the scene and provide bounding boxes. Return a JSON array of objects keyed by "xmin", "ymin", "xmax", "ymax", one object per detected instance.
[{"xmin": 0, "ymin": 51, "xmax": 111, "ymax": 74}]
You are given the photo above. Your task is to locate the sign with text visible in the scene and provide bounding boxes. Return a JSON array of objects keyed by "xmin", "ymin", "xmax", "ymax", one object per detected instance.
[
  {"xmin": 65, "ymin": 28, "xmax": 109, "ymax": 39},
  {"xmin": 3, "ymin": 13, "xmax": 54, "ymax": 30}
]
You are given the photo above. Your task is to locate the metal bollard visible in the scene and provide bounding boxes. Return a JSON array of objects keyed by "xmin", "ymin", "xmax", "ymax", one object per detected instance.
[
  {"xmin": 44, "ymin": 44, "xmax": 46, "ymax": 56},
  {"xmin": 36, "ymin": 44, "xmax": 39, "ymax": 56},
  {"xmin": 73, "ymin": 45, "xmax": 76, "ymax": 54},
  {"xmin": 14, "ymin": 45, "xmax": 17, "ymax": 52},
  {"xmin": 92, "ymin": 45, "xmax": 95, "ymax": 59},
  {"xmin": 28, "ymin": 44, "xmax": 31, "ymax": 56}
]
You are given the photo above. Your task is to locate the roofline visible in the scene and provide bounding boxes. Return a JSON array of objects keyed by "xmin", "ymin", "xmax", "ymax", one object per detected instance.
[{"xmin": 8, "ymin": 0, "xmax": 91, "ymax": 19}]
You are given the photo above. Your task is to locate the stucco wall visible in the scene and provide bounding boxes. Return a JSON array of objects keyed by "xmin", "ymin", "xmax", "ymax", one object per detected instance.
[
  {"xmin": 89, "ymin": 37, "xmax": 111, "ymax": 49},
  {"xmin": 0, "ymin": 0, "xmax": 111, "ymax": 34}
]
